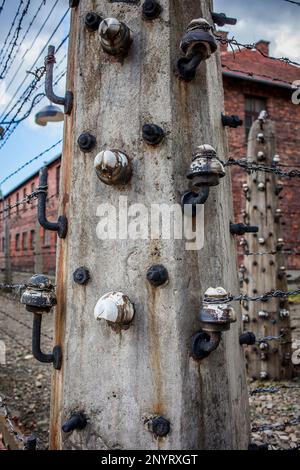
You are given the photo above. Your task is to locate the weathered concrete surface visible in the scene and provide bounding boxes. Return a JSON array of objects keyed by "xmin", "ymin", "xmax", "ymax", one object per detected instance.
[
  {"xmin": 243, "ymin": 120, "xmax": 292, "ymax": 380},
  {"xmin": 50, "ymin": 0, "xmax": 250, "ymax": 450}
]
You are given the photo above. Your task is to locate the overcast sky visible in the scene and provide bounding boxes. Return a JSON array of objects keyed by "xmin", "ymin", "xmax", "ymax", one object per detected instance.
[{"xmin": 0, "ymin": 0, "xmax": 299, "ymax": 195}]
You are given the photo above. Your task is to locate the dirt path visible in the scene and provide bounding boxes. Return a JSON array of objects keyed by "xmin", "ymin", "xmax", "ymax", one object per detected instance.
[{"xmin": 0, "ymin": 290, "xmax": 299, "ymax": 450}]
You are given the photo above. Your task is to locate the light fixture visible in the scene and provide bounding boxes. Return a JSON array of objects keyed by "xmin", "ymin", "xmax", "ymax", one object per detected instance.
[{"xmin": 35, "ymin": 104, "xmax": 64, "ymax": 127}]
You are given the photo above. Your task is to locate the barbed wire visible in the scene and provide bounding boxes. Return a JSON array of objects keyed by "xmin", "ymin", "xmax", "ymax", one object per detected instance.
[
  {"xmin": 205, "ymin": 289, "xmax": 300, "ymax": 304},
  {"xmin": 0, "ymin": 0, "xmax": 60, "ymax": 107},
  {"xmin": 0, "ymin": 189, "xmax": 45, "ymax": 215},
  {"xmin": 250, "ymin": 386, "xmax": 280, "ymax": 395},
  {"xmin": 0, "ymin": 0, "xmax": 24, "ymax": 66},
  {"xmin": 0, "ymin": 251, "xmax": 57, "ymax": 259},
  {"xmin": 0, "ymin": 397, "xmax": 26, "ymax": 447},
  {"xmin": 224, "ymin": 158, "xmax": 300, "ymax": 178},
  {"xmin": 0, "ymin": 139, "xmax": 62, "ymax": 186},
  {"xmin": 0, "ymin": 308, "xmax": 53, "ymax": 341},
  {"xmin": 251, "ymin": 384, "xmax": 300, "ymax": 395},
  {"xmin": 0, "ymin": 0, "xmax": 32, "ymax": 80},
  {"xmin": 215, "ymin": 33, "xmax": 300, "ymax": 68},
  {"xmin": 252, "ymin": 416, "xmax": 300, "ymax": 432},
  {"xmin": 0, "ymin": 70, "xmax": 66, "ymax": 146},
  {"xmin": 1, "ymin": 0, "xmax": 47, "ymax": 81},
  {"xmin": 0, "ymin": 324, "xmax": 31, "ymax": 354},
  {"xmin": 0, "ymin": 10, "xmax": 69, "ymax": 126},
  {"xmin": 283, "ymin": 0, "xmax": 300, "ymax": 5},
  {"xmin": 0, "ymin": 0, "xmax": 6, "ymax": 18},
  {"xmin": 0, "ymin": 282, "xmax": 26, "ymax": 291},
  {"xmin": 0, "ymin": 66, "xmax": 46, "ymax": 146}
]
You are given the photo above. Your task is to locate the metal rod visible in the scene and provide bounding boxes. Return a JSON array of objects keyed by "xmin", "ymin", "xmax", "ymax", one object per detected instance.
[
  {"xmin": 45, "ymin": 45, "xmax": 73, "ymax": 114},
  {"xmin": 38, "ymin": 166, "xmax": 68, "ymax": 238}
]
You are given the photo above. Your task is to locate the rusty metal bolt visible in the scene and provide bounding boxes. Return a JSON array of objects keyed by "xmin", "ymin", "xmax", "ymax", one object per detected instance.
[
  {"xmin": 94, "ymin": 149, "xmax": 132, "ymax": 186},
  {"xmin": 73, "ymin": 267, "xmax": 90, "ymax": 286},
  {"xmin": 99, "ymin": 18, "xmax": 132, "ymax": 57},
  {"xmin": 142, "ymin": 123, "xmax": 165, "ymax": 146},
  {"xmin": 62, "ymin": 413, "xmax": 87, "ymax": 433},
  {"xmin": 78, "ymin": 132, "xmax": 96, "ymax": 152},
  {"xmin": 94, "ymin": 292, "xmax": 135, "ymax": 327},
  {"xmin": 146, "ymin": 265, "xmax": 169, "ymax": 287},
  {"xmin": 142, "ymin": 0, "xmax": 162, "ymax": 21},
  {"xmin": 221, "ymin": 114, "xmax": 243, "ymax": 128},
  {"xmin": 85, "ymin": 12, "xmax": 102, "ymax": 32},
  {"xmin": 148, "ymin": 416, "xmax": 170, "ymax": 438},
  {"xmin": 240, "ymin": 332, "xmax": 256, "ymax": 346},
  {"xmin": 21, "ymin": 274, "xmax": 57, "ymax": 314},
  {"xmin": 177, "ymin": 18, "xmax": 217, "ymax": 81}
]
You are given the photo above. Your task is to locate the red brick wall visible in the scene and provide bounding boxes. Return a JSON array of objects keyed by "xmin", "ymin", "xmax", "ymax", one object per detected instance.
[
  {"xmin": 224, "ymin": 76, "xmax": 300, "ymax": 269},
  {"xmin": 0, "ymin": 159, "xmax": 60, "ymax": 275}
]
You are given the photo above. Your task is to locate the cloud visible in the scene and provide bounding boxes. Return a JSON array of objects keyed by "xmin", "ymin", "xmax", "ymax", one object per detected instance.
[{"xmin": 214, "ymin": 0, "xmax": 300, "ymax": 62}]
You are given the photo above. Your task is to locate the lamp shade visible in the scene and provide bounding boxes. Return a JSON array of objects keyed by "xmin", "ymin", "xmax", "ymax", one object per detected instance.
[{"xmin": 35, "ymin": 104, "xmax": 64, "ymax": 126}]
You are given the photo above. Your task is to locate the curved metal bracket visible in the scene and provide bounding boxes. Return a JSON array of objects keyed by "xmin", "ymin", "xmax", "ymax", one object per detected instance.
[
  {"xmin": 45, "ymin": 45, "xmax": 73, "ymax": 115},
  {"xmin": 191, "ymin": 330, "xmax": 222, "ymax": 360},
  {"xmin": 38, "ymin": 166, "xmax": 68, "ymax": 238},
  {"xmin": 181, "ymin": 188, "xmax": 210, "ymax": 216},
  {"xmin": 177, "ymin": 54, "xmax": 203, "ymax": 82},
  {"xmin": 32, "ymin": 313, "xmax": 62, "ymax": 370}
]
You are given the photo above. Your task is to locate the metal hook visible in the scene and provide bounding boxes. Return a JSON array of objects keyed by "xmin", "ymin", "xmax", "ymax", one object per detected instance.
[
  {"xmin": 191, "ymin": 331, "xmax": 222, "ymax": 360},
  {"xmin": 38, "ymin": 166, "xmax": 68, "ymax": 238},
  {"xmin": 181, "ymin": 188, "xmax": 210, "ymax": 216},
  {"xmin": 45, "ymin": 45, "xmax": 73, "ymax": 115},
  {"xmin": 32, "ymin": 313, "xmax": 62, "ymax": 370}
]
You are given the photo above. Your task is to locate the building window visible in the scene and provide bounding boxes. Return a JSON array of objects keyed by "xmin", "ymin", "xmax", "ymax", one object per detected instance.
[
  {"xmin": 22, "ymin": 232, "xmax": 28, "ymax": 251},
  {"xmin": 30, "ymin": 230, "xmax": 35, "ymax": 251},
  {"xmin": 56, "ymin": 165, "xmax": 60, "ymax": 196},
  {"xmin": 8, "ymin": 198, "xmax": 11, "ymax": 218},
  {"xmin": 23, "ymin": 187, "xmax": 27, "ymax": 211},
  {"xmin": 15, "ymin": 233, "xmax": 20, "ymax": 251},
  {"xmin": 43, "ymin": 229, "xmax": 51, "ymax": 247},
  {"xmin": 245, "ymin": 95, "xmax": 267, "ymax": 138}
]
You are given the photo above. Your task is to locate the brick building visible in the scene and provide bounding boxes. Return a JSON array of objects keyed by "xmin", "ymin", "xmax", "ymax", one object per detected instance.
[
  {"xmin": 221, "ymin": 36, "xmax": 300, "ymax": 270},
  {"xmin": 0, "ymin": 155, "xmax": 61, "ymax": 275},
  {"xmin": 0, "ymin": 38, "xmax": 300, "ymax": 276}
]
